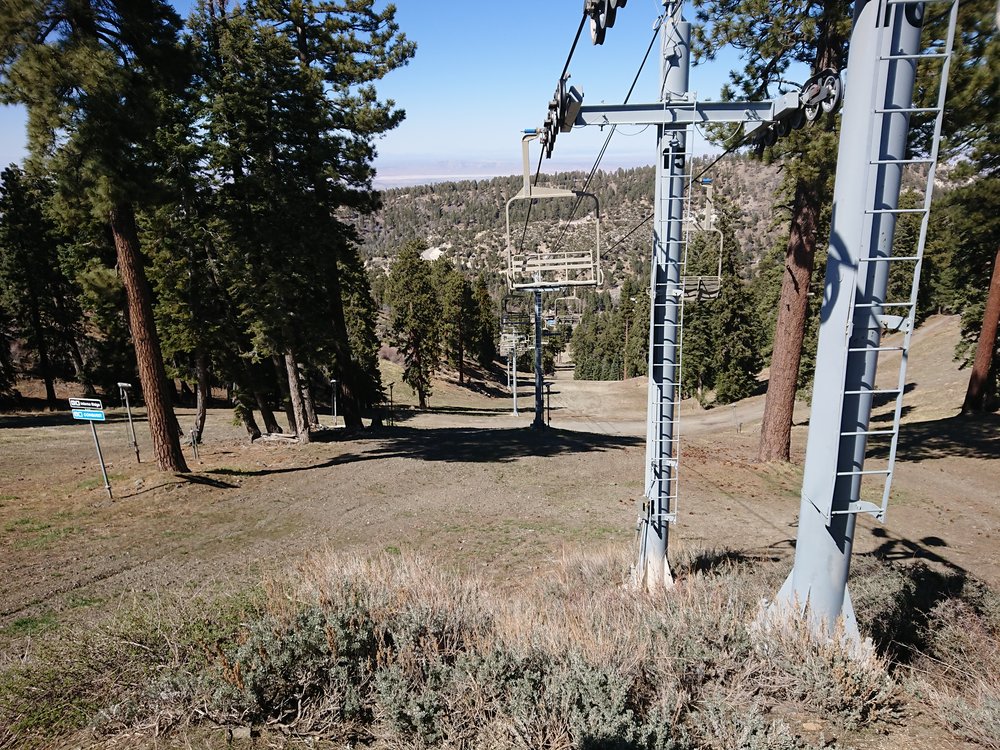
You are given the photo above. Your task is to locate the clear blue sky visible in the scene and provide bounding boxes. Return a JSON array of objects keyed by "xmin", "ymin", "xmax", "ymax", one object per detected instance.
[{"xmin": 0, "ymin": 1, "xmax": 747, "ymax": 187}]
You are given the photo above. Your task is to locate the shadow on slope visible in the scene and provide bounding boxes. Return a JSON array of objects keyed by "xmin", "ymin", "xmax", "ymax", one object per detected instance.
[
  {"xmin": 867, "ymin": 412, "xmax": 1000, "ymax": 462},
  {"xmin": 210, "ymin": 426, "xmax": 641, "ymax": 478}
]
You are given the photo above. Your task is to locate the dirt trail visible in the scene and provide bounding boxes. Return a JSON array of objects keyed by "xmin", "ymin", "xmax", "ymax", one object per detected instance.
[{"xmin": 0, "ymin": 315, "xmax": 996, "ymax": 645}]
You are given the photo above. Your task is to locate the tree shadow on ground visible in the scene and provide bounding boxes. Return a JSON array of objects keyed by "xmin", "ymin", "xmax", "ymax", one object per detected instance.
[
  {"xmin": 210, "ymin": 426, "xmax": 641, "ymax": 478},
  {"xmin": 854, "ymin": 526, "xmax": 972, "ymax": 660},
  {"xmin": 866, "ymin": 412, "xmax": 1000, "ymax": 461},
  {"xmin": 359, "ymin": 425, "xmax": 641, "ymax": 463},
  {"xmin": 674, "ymin": 547, "xmax": 787, "ymax": 578}
]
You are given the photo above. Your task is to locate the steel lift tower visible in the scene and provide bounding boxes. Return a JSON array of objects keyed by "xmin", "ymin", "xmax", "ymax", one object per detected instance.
[
  {"xmin": 537, "ymin": 0, "xmax": 840, "ymax": 589},
  {"xmin": 771, "ymin": 0, "xmax": 959, "ymax": 640}
]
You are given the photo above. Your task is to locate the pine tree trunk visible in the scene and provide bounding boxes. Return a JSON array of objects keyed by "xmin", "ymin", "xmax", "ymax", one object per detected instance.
[
  {"xmin": 327, "ymin": 268, "xmax": 365, "ymax": 429},
  {"xmin": 284, "ymin": 349, "xmax": 310, "ymax": 443},
  {"xmin": 194, "ymin": 351, "xmax": 209, "ymax": 443},
  {"xmin": 233, "ymin": 384, "xmax": 262, "ymax": 442},
  {"xmin": 758, "ymin": 181, "xmax": 820, "ymax": 462},
  {"xmin": 962, "ymin": 245, "xmax": 1000, "ymax": 414},
  {"xmin": 109, "ymin": 202, "xmax": 189, "ymax": 473},
  {"xmin": 300, "ymin": 366, "xmax": 319, "ymax": 426},
  {"xmin": 254, "ymin": 390, "xmax": 282, "ymax": 434},
  {"xmin": 272, "ymin": 354, "xmax": 297, "ymax": 433}
]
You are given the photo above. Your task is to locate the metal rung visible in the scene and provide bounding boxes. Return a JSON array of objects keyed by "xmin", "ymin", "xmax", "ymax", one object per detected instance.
[
  {"xmin": 875, "ymin": 313, "xmax": 911, "ymax": 331},
  {"xmin": 874, "ymin": 106, "xmax": 941, "ymax": 114},
  {"xmin": 840, "ymin": 429, "xmax": 896, "ymax": 437},
  {"xmin": 644, "ymin": 514, "xmax": 678, "ymax": 523},
  {"xmin": 865, "ymin": 208, "xmax": 928, "ymax": 214},
  {"xmin": 836, "ymin": 468, "xmax": 891, "ymax": 477},
  {"xmin": 847, "ymin": 345, "xmax": 905, "ymax": 352},
  {"xmin": 843, "ymin": 388, "xmax": 902, "ymax": 395},
  {"xmin": 881, "ymin": 53, "xmax": 949, "ymax": 61},
  {"xmin": 870, "ymin": 157, "xmax": 935, "ymax": 165},
  {"xmin": 854, "ymin": 301, "xmax": 914, "ymax": 309},
  {"xmin": 830, "ymin": 500, "xmax": 884, "ymax": 518},
  {"xmin": 858, "ymin": 255, "xmax": 921, "ymax": 262}
]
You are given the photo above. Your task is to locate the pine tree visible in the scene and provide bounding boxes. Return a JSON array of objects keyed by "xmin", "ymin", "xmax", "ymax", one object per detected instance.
[
  {"xmin": 471, "ymin": 274, "xmax": 498, "ymax": 367},
  {"xmin": 388, "ymin": 241, "xmax": 439, "ymax": 408},
  {"xmin": 188, "ymin": 0, "xmax": 411, "ymax": 431},
  {"xmin": 1, "ymin": 1, "xmax": 191, "ymax": 471},
  {"xmin": 0, "ymin": 166, "xmax": 82, "ymax": 409},
  {"xmin": 693, "ymin": 0, "xmax": 850, "ymax": 461},
  {"xmin": 432, "ymin": 257, "xmax": 474, "ymax": 383}
]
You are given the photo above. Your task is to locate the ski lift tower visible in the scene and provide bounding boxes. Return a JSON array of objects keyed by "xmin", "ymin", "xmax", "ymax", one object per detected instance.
[
  {"xmin": 544, "ymin": 0, "xmax": 840, "ymax": 589},
  {"xmin": 768, "ymin": 0, "xmax": 959, "ymax": 642}
]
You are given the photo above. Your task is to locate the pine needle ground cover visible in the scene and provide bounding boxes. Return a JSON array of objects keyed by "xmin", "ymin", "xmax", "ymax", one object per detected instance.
[{"xmin": 2, "ymin": 549, "xmax": 997, "ymax": 749}]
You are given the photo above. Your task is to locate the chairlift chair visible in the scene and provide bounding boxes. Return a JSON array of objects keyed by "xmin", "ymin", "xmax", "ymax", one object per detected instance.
[
  {"xmin": 680, "ymin": 179, "xmax": 724, "ymax": 302},
  {"xmin": 553, "ymin": 290, "xmax": 585, "ymax": 327},
  {"xmin": 505, "ymin": 133, "xmax": 604, "ymax": 291}
]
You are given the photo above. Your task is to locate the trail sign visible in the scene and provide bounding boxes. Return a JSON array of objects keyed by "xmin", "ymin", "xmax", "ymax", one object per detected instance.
[
  {"xmin": 72, "ymin": 409, "xmax": 106, "ymax": 421},
  {"xmin": 69, "ymin": 397, "xmax": 103, "ymax": 410},
  {"xmin": 69, "ymin": 398, "xmax": 112, "ymax": 498}
]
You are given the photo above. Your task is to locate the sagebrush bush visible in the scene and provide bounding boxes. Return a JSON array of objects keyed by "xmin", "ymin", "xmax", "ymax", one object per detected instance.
[
  {"xmin": 912, "ymin": 596, "xmax": 1000, "ymax": 749},
  {"xmin": 8, "ymin": 547, "xmax": 992, "ymax": 749}
]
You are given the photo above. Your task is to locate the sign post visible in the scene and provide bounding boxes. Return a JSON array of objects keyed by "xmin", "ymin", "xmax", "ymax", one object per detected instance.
[
  {"xmin": 117, "ymin": 382, "xmax": 140, "ymax": 463},
  {"xmin": 70, "ymin": 398, "xmax": 112, "ymax": 499}
]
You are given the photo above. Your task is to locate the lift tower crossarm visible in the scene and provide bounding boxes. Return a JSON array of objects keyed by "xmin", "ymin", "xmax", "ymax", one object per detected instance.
[{"xmin": 575, "ymin": 92, "xmax": 802, "ymax": 128}]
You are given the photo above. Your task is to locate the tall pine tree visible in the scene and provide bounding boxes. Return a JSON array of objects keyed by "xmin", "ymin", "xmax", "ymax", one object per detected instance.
[
  {"xmin": 693, "ymin": 0, "xmax": 850, "ymax": 460},
  {"xmin": 388, "ymin": 241, "xmax": 439, "ymax": 408},
  {"xmin": 1, "ymin": 1, "xmax": 191, "ymax": 471}
]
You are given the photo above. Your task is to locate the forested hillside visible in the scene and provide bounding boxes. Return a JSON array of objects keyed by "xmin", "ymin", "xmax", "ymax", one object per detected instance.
[{"xmin": 354, "ymin": 156, "xmax": 783, "ymax": 287}]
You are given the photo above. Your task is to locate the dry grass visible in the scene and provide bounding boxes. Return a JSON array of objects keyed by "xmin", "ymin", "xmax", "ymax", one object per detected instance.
[
  {"xmin": 4, "ymin": 547, "xmax": 994, "ymax": 749},
  {"xmin": 909, "ymin": 596, "xmax": 1000, "ymax": 749}
]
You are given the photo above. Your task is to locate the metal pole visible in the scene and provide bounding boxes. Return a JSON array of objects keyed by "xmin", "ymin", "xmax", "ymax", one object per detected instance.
[
  {"xmin": 331, "ymin": 379, "xmax": 338, "ymax": 427},
  {"xmin": 388, "ymin": 382, "xmax": 394, "ymax": 427},
  {"xmin": 532, "ymin": 290, "xmax": 545, "ymax": 428},
  {"xmin": 773, "ymin": 0, "xmax": 925, "ymax": 640},
  {"xmin": 636, "ymin": 1, "xmax": 688, "ymax": 590},
  {"xmin": 512, "ymin": 340, "xmax": 519, "ymax": 417},
  {"xmin": 121, "ymin": 385, "xmax": 140, "ymax": 463},
  {"xmin": 90, "ymin": 420, "xmax": 112, "ymax": 499},
  {"xmin": 545, "ymin": 381, "xmax": 552, "ymax": 426}
]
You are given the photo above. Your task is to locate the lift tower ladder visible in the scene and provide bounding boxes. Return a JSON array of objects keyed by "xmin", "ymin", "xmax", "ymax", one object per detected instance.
[
  {"xmin": 809, "ymin": 0, "xmax": 958, "ymax": 525},
  {"xmin": 643, "ymin": 90, "xmax": 698, "ymax": 529}
]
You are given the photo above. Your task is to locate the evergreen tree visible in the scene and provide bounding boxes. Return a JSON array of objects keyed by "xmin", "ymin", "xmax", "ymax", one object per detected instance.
[
  {"xmin": 188, "ymin": 0, "xmax": 410, "ymax": 432},
  {"xmin": 432, "ymin": 257, "xmax": 474, "ymax": 383},
  {"xmin": 0, "ymin": 166, "xmax": 82, "ymax": 409},
  {"xmin": 1, "ymin": 0, "xmax": 191, "ymax": 471},
  {"xmin": 339, "ymin": 243, "xmax": 385, "ymax": 411},
  {"xmin": 471, "ymin": 274, "xmax": 498, "ymax": 367},
  {"xmin": 680, "ymin": 202, "xmax": 764, "ymax": 405},
  {"xmin": 387, "ymin": 241, "xmax": 438, "ymax": 408}
]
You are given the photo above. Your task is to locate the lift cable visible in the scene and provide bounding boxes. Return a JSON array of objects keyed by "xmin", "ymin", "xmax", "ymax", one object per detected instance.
[
  {"xmin": 602, "ymin": 122, "xmax": 756, "ymax": 259},
  {"xmin": 517, "ymin": 11, "xmax": 589, "ymax": 254},
  {"xmin": 692, "ymin": 124, "xmax": 756, "ymax": 184},
  {"xmin": 550, "ymin": 20, "xmax": 662, "ymax": 255},
  {"xmin": 604, "ymin": 211, "xmax": 654, "ymax": 255}
]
